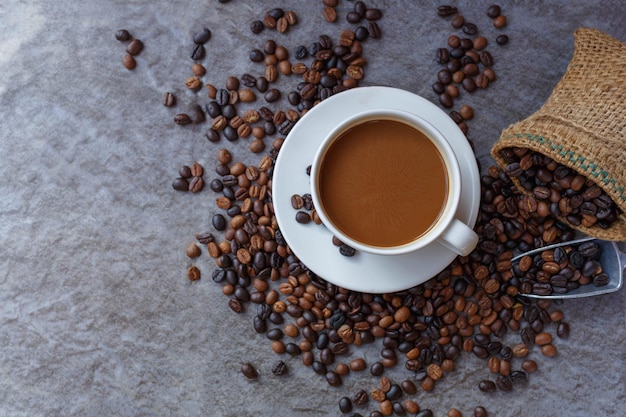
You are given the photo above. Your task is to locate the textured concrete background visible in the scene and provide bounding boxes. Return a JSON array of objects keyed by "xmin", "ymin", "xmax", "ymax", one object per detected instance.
[{"xmin": 0, "ymin": 1, "xmax": 624, "ymax": 416}]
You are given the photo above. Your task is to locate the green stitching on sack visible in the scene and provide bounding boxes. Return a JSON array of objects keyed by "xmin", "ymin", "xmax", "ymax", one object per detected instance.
[{"xmin": 505, "ymin": 133, "xmax": 626, "ymax": 202}]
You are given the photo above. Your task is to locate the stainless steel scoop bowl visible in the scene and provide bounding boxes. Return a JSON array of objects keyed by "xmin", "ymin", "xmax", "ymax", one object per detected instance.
[{"xmin": 512, "ymin": 237, "xmax": 625, "ymax": 299}]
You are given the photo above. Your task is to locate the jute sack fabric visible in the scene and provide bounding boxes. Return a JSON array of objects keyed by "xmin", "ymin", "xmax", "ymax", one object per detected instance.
[{"xmin": 491, "ymin": 28, "xmax": 626, "ymax": 241}]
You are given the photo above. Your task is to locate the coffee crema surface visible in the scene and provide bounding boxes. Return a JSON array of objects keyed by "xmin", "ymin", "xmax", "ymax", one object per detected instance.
[{"xmin": 318, "ymin": 119, "xmax": 449, "ymax": 247}]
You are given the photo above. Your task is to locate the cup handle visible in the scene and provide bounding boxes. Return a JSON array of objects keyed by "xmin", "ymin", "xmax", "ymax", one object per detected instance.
[{"xmin": 437, "ymin": 219, "xmax": 479, "ymax": 256}]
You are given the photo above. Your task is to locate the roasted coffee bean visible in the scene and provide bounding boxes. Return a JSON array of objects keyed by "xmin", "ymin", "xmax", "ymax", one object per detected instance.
[
  {"xmin": 191, "ymin": 43, "xmax": 205, "ymax": 60},
  {"xmin": 463, "ymin": 22, "xmax": 478, "ymax": 35},
  {"xmin": 437, "ymin": 5, "xmax": 458, "ymax": 17},
  {"xmin": 557, "ymin": 322, "xmax": 570, "ymax": 338},
  {"xmin": 370, "ymin": 361, "xmax": 384, "ymax": 376},
  {"xmin": 392, "ymin": 403, "xmax": 406, "ymax": 416},
  {"xmin": 250, "ymin": 20, "xmax": 264, "ymax": 34},
  {"xmin": 352, "ymin": 389, "xmax": 368, "ymax": 406},
  {"xmin": 126, "ymin": 39, "xmax": 143, "ymax": 55},
  {"xmin": 241, "ymin": 362, "xmax": 258, "ymax": 379},
  {"xmin": 474, "ymin": 406, "xmax": 489, "ymax": 417},
  {"xmin": 115, "ymin": 29, "xmax": 131, "ymax": 41},
  {"xmin": 271, "ymin": 360, "xmax": 287, "ymax": 376},
  {"xmin": 162, "ymin": 92, "xmax": 176, "ymax": 107},
  {"xmin": 510, "ymin": 370, "xmax": 528, "ymax": 384},
  {"xmin": 386, "ymin": 384, "xmax": 402, "ymax": 401},
  {"xmin": 193, "ymin": 27, "xmax": 211, "ymax": 44},
  {"xmin": 462, "ymin": 77, "xmax": 477, "ymax": 92},
  {"xmin": 436, "ymin": 48, "xmax": 450, "ymax": 64},
  {"xmin": 496, "ymin": 34, "xmax": 509, "ymax": 45},
  {"xmin": 264, "ymin": 88, "xmax": 281, "ymax": 102},
  {"xmin": 339, "ymin": 244, "xmax": 356, "ymax": 257},
  {"xmin": 451, "ymin": 14, "xmax": 465, "ymax": 29},
  {"xmin": 365, "ymin": 8, "xmax": 382, "ymax": 20},
  {"xmin": 439, "ymin": 93, "xmax": 453, "ymax": 108},
  {"xmin": 174, "ymin": 114, "xmax": 192, "ymax": 125},
  {"xmin": 249, "ymin": 49, "xmax": 264, "ymax": 62},
  {"xmin": 326, "ymin": 371, "xmax": 342, "ymax": 386},
  {"xmin": 493, "ymin": 15, "xmax": 507, "ymax": 28},
  {"xmin": 346, "ymin": 11, "xmax": 362, "ymax": 24},
  {"xmin": 121, "ymin": 54, "xmax": 136, "ymax": 70},
  {"xmin": 487, "ymin": 4, "xmax": 502, "ymax": 18},
  {"xmin": 339, "ymin": 397, "xmax": 353, "ymax": 413},
  {"xmin": 479, "ymin": 380, "xmax": 496, "ymax": 392},
  {"xmin": 205, "ymin": 128, "xmax": 220, "ymax": 142},
  {"xmin": 496, "ymin": 375, "xmax": 513, "ymax": 391},
  {"xmin": 480, "ymin": 51, "xmax": 494, "ymax": 67}
]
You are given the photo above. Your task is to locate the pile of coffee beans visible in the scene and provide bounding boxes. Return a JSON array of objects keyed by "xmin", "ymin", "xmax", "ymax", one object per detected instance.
[
  {"xmin": 172, "ymin": 162, "xmax": 205, "ymax": 193},
  {"xmin": 249, "ymin": 8, "xmax": 299, "ymax": 35},
  {"xmin": 115, "ymin": 29, "xmax": 144, "ymax": 70},
  {"xmin": 512, "ymin": 240, "xmax": 608, "ymax": 296},
  {"xmin": 499, "ymin": 147, "xmax": 622, "ymax": 230},
  {"xmin": 432, "ymin": 5, "xmax": 509, "ymax": 136},
  {"xmin": 195, "ymin": 136, "xmax": 581, "ymax": 415}
]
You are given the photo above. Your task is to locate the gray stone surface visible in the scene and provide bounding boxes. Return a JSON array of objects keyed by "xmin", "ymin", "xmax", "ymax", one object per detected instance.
[{"xmin": 0, "ymin": 1, "xmax": 624, "ymax": 416}]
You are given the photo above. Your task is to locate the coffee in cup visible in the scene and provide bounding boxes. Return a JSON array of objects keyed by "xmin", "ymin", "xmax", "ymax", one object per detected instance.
[{"xmin": 310, "ymin": 109, "xmax": 478, "ymax": 256}]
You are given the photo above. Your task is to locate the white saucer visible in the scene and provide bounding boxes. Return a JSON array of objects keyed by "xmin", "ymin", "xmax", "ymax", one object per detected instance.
[{"xmin": 272, "ymin": 86, "xmax": 480, "ymax": 293}]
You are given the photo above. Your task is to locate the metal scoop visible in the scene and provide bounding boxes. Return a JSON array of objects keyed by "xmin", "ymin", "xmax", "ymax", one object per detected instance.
[{"xmin": 511, "ymin": 237, "xmax": 625, "ymax": 299}]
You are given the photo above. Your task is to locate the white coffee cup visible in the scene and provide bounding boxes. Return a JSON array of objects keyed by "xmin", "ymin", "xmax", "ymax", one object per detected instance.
[{"xmin": 309, "ymin": 109, "xmax": 478, "ymax": 257}]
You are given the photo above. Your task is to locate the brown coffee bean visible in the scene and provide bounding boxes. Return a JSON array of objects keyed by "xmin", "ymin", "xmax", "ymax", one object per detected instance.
[
  {"xmin": 493, "ymin": 15, "xmax": 507, "ymax": 28},
  {"xmin": 541, "ymin": 344, "xmax": 557, "ymax": 357},
  {"xmin": 264, "ymin": 88, "xmax": 281, "ymax": 102},
  {"xmin": 459, "ymin": 104, "xmax": 474, "ymax": 120},
  {"xmin": 473, "ymin": 36, "xmax": 488, "ymax": 50},
  {"xmin": 350, "ymin": 358, "xmax": 367, "ymax": 371},
  {"xmin": 448, "ymin": 408, "xmax": 463, "ymax": 417},
  {"xmin": 126, "ymin": 39, "xmax": 144, "ymax": 55},
  {"xmin": 174, "ymin": 114, "xmax": 192, "ymax": 125},
  {"xmin": 122, "ymin": 54, "xmax": 136, "ymax": 70},
  {"xmin": 187, "ymin": 265, "xmax": 201, "ymax": 281},
  {"xmin": 521, "ymin": 359, "xmax": 538, "ymax": 372},
  {"xmin": 186, "ymin": 76, "xmax": 202, "ymax": 90},
  {"xmin": 192, "ymin": 63, "xmax": 206, "ymax": 76},
  {"xmin": 162, "ymin": 92, "xmax": 176, "ymax": 107},
  {"xmin": 241, "ymin": 362, "xmax": 258, "ymax": 379},
  {"xmin": 186, "ymin": 242, "xmax": 201, "ymax": 258},
  {"xmin": 451, "ymin": 14, "xmax": 465, "ymax": 29},
  {"xmin": 480, "ymin": 51, "xmax": 494, "ymax": 67}
]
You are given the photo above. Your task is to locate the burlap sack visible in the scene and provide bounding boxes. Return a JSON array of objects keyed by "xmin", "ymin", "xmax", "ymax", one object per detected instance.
[{"xmin": 491, "ymin": 28, "xmax": 626, "ymax": 241}]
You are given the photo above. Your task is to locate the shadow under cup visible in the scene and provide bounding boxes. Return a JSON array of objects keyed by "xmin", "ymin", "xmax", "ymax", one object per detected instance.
[{"xmin": 310, "ymin": 110, "xmax": 475, "ymax": 256}]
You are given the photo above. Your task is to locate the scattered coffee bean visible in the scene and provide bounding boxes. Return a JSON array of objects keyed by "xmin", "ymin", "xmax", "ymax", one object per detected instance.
[
  {"xmin": 162, "ymin": 92, "xmax": 176, "ymax": 107},
  {"xmin": 172, "ymin": 177, "xmax": 189, "ymax": 191},
  {"xmin": 474, "ymin": 406, "xmax": 489, "ymax": 417},
  {"xmin": 115, "ymin": 29, "xmax": 131, "ymax": 41},
  {"xmin": 187, "ymin": 265, "xmax": 201, "ymax": 281},
  {"xmin": 122, "ymin": 54, "xmax": 136, "ymax": 70},
  {"xmin": 271, "ymin": 360, "xmax": 288, "ymax": 375},
  {"xmin": 487, "ymin": 5, "xmax": 501, "ymax": 18},
  {"xmin": 191, "ymin": 43, "xmax": 205, "ymax": 60},
  {"xmin": 241, "ymin": 362, "xmax": 258, "ymax": 379},
  {"xmin": 174, "ymin": 113, "xmax": 192, "ymax": 125},
  {"xmin": 493, "ymin": 15, "xmax": 507, "ymax": 28},
  {"xmin": 250, "ymin": 20, "xmax": 265, "ymax": 34},
  {"xmin": 193, "ymin": 27, "xmax": 212, "ymax": 44},
  {"xmin": 437, "ymin": 5, "xmax": 458, "ymax": 17},
  {"xmin": 126, "ymin": 39, "xmax": 144, "ymax": 55},
  {"xmin": 339, "ymin": 397, "xmax": 353, "ymax": 413}
]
